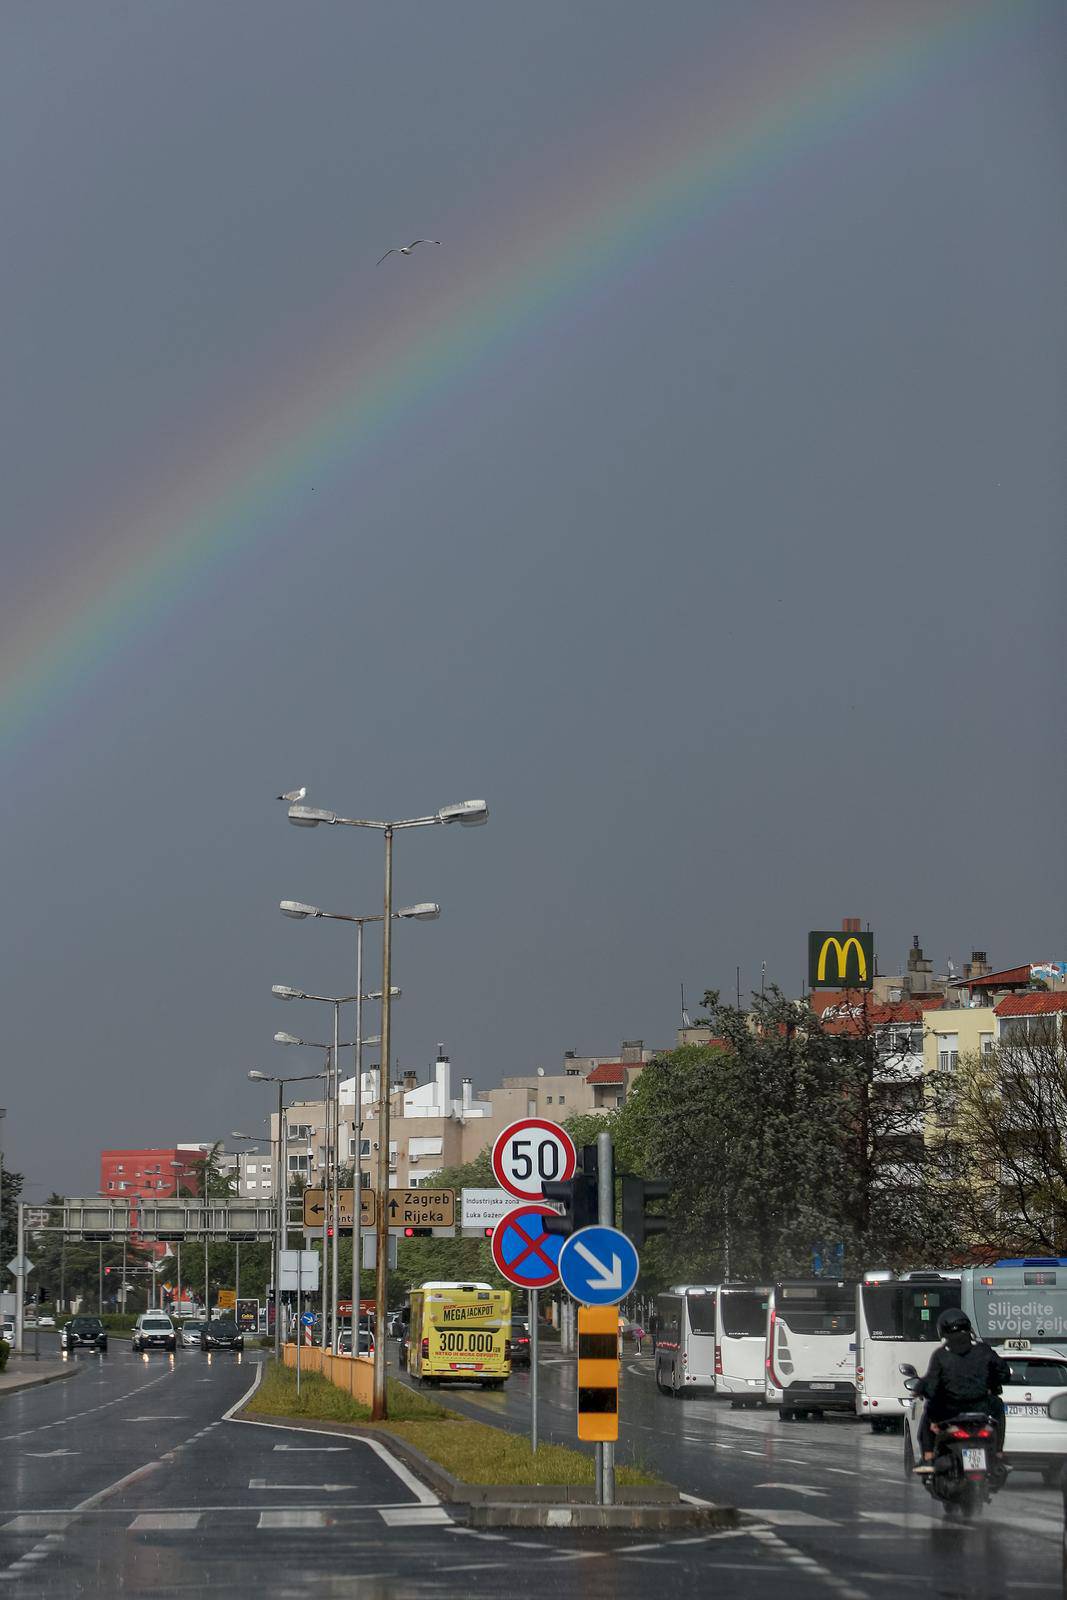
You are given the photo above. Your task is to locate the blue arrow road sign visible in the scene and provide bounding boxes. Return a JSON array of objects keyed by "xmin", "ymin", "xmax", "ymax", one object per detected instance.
[{"xmin": 558, "ymin": 1225, "xmax": 639, "ymax": 1306}]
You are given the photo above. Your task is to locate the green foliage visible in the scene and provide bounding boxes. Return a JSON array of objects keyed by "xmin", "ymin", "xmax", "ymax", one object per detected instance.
[
  {"xmin": 0, "ymin": 1166, "xmax": 23, "ymax": 1295},
  {"xmin": 610, "ymin": 987, "xmax": 961, "ymax": 1284}
]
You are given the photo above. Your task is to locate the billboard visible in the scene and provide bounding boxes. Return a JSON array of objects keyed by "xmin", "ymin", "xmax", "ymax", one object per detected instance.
[{"xmin": 808, "ymin": 930, "xmax": 874, "ymax": 990}]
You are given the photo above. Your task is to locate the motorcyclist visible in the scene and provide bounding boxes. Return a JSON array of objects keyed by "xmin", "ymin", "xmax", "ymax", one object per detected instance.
[{"xmin": 913, "ymin": 1309, "xmax": 1010, "ymax": 1473}]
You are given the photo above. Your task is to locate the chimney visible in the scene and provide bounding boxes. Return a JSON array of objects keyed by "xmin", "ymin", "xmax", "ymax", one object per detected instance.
[
  {"xmin": 964, "ymin": 950, "xmax": 991, "ymax": 981},
  {"xmin": 621, "ymin": 1040, "xmax": 644, "ymax": 1063},
  {"xmin": 402, "ymin": 1070, "xmax": 418, "ymax": 1093},
  {"xmin": 842, "ymin": 917, "xmax": 861, "ymax": 933},
  {"xmin": 435, "ymin": 1047, "xmax": 452, "ymax": 1116},
  {"xmin": 462, "ymin": 1077, "xmax": 474, "ymax": 1113}
]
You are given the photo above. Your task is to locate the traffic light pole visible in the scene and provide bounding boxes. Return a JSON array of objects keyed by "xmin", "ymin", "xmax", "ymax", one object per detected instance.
[{"xmin": 596, "ymin": 1129, "xmax": 615, "ymax": 1507}]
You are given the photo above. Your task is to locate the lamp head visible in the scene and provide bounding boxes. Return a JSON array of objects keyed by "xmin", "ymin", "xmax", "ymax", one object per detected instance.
[
  {"xmin": 280, "ymin": 900, "xmax": 319, "ymax": 919},
  {"xmin": 288, "ymin": 804, "xmax": 335, "ymax": 827},
  {"xmin": 398, "ymin": 902, "xmax": 441, "ymax": 921},
  {"xmin": 274, "ymin": 1032, "xmax": 301, "ymax": 1046},
  {"xmin": 272, "ymin": 985, "xmax": 303, "ymax": 1001},
  {"xmin": 437, "ymin": 799, "xmax": 489, "ymax": 827}
]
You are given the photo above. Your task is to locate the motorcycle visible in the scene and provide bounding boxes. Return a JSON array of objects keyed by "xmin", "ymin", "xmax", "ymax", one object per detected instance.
[{"xmin": 900, "ymin": 1363, "xmax": 1007, "ymax": 1519}]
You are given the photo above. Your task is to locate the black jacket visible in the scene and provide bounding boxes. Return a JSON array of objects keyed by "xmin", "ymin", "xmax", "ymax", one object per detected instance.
[{"xmin": 919, "ymin": 1341, "xmax": 1011, "ymax": 1411}]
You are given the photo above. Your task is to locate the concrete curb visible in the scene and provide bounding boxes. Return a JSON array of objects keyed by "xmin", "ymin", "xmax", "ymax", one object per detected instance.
[
  {"xmin": 0, "ymin": 1365, "xmax": 80, "ymax": 1398},
  {"xmin": 236, "ymin": 1403, "xmax": 738, "ymax": 1531}
]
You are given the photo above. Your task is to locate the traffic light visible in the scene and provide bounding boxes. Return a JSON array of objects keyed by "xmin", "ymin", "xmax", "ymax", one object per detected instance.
[
  {"xmin": 543, "ymin": 1145, "xmax": 599, "ymax": 1236},
  {"xmin": 621, "ymin": 1176, "xmax": 671, "ymax": 1248},
  {"xmin": 404, "ymin": 1227, "xmax": 431, "ymax": 1238}
]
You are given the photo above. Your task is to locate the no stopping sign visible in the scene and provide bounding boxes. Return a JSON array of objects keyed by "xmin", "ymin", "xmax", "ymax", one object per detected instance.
[{"xmin": 491, "ymin": 1118, "xmax": 577, "ymax": 1201}]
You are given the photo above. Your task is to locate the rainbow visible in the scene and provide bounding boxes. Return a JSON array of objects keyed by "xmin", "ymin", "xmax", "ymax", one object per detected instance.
[{"xmin": 1, "ymin": 0, "xmax": 1035, "ymax": 753}]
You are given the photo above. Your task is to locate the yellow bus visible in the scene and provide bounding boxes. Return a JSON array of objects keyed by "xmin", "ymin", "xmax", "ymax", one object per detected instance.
[{"xmin": 407, "ymin": 1280, "xmax": 511, "ymax": 1388}]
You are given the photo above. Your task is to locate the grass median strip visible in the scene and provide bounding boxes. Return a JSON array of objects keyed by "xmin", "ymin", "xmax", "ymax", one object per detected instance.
[{"xmin": 246, "ymin": 1362, "xmax": 659, "ymax": 1488}]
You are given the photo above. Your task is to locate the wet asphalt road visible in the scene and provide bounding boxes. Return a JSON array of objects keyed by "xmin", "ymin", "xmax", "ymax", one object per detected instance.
[{"xmin": 0, "ymin": 1334, "xmax": 1062, "ymax": 1597}]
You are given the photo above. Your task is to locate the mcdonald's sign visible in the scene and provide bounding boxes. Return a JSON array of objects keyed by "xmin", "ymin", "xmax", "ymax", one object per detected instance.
[{"xmin": 808, "ymin": 930, "xmax": 874, "ymax": 990}]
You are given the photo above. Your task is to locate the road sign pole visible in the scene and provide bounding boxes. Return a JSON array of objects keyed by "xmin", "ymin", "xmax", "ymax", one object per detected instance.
[
  {"xmin": 296, "ymin": 1258, "xmax": 303, "ymax": 1397},
  {"xmin": 530, "ymin": 1288, "xmax": 539, "ymax": 1455},
  {"xmin": 596, "ymin": 1130, "xmax": 614, "ymax": 1506},
  {"xmin": 15, "ymin": 1203, "xmax": 24, "ymax": 1355}
]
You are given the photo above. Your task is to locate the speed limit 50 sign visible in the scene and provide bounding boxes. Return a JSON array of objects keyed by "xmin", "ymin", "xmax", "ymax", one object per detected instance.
[{"xmin": 491, "ymin": 1118, "xmax": 577, "ymax": 1201}]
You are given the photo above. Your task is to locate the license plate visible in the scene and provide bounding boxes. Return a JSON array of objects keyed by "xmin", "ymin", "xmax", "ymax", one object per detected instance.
[
  {"xmin": 1006, "ymin": 1403, "xmax": 1046, "ymax": 1417},
  {"xmin": 810, "ymin": 1382, "xmax": 835, "ymax": 1391},
  {"xmin": 962, "ymin": 1448, "xmax": 987, "ymax": 1472}
]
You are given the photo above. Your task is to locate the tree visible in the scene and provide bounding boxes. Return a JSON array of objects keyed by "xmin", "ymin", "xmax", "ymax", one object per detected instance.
[
  {"xmin": 930, "ymin": 1029, "xmax": 1067, "ymax": 1254},
  {"xmin": 1, "ymin": 1164, "xmax": 23, "ymax": 1297}
]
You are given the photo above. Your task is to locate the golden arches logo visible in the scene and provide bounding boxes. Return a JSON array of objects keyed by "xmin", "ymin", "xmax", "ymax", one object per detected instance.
[
  {"xmin": 817, "ymin": 936, "xmax": 867, "ymax": 983},
  {"xmin": 808, "ymin": 930, "xmax": 874, "ymax": 989}
]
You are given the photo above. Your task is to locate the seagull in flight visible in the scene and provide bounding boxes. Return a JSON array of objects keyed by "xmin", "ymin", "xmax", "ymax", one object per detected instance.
[
  {"xmin": 377, "ymin": 239, "xmax": 441, "ymax": 265},
  {"xmin": 277, "ymin": 787, "xmax": 307, "ymax": 803}
]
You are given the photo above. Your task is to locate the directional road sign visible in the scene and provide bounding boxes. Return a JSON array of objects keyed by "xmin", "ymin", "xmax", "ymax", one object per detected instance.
[
  {"xmin": 384, "ymin": 1189, "xmax": 455, "ymax": 1230},
  {"xmin": 461, "ymin": 1187, "xmax": 516, "ymax": 1232},
  {"xmin": 490, "ymin": 1204, "xmax": 564, "ymax": 1290},
  {"xmin": 302, "ymin": 1188, "xmax": 376, "ymax": 1230},
  {"xmin": 6, "ymin": 1256, "xmax": 33, "ymax": 1278},
  {"xmin": 558, "ymin": 1225, "xmax": 639, "ymax": 1306},
  {"xmin": 492, "ymin": 1119, "xmax": 576, "ymax": 1201}
]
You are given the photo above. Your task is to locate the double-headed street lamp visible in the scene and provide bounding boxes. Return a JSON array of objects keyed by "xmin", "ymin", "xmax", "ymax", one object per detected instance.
[
  {"xmin": 279, "ymin": 899, "xmax": 439, "ymax": 1343},
  {"xmin": 273, "ymin": 985, "xmax": 398, "ymax": 1349},
  {"xmin": 287, "ymin": 795, "xmax": 487, "ymax": 1418},
  {"xmin": 247, "ymin": 1067, "xmax": 327, "ymax": 1357}
]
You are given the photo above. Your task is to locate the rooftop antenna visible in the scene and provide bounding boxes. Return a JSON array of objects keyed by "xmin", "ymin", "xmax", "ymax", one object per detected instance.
[
  {"xmin": 736, "ymin": 966, "xmax": 742, "ymax": 1009},
  {"xmin": 680, "ymin": 983, "xmax": 692, "ymax": 1031}
]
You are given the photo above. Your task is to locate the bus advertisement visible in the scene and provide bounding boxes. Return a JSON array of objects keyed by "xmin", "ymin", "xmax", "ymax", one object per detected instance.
[{"xmin": 406, "ymin": 1281, "xmax": 511, "ymax": 1388}]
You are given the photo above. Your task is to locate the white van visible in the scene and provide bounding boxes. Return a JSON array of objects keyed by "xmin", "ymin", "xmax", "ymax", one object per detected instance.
[
  {"xmin": 715, "ymin": 1283, "xmax": 770, "ymax": 1406},
  {"xmin": 855, "ymin": 1271, "xmax": 960, "ymax": 1432},
  {"xmin": 764, "ymin": 1278, "xmax": 857, "ymax": 1418},
  {"xmin": 654, "ymin": 1285, "xmax": 717, "ymax": 1397}
]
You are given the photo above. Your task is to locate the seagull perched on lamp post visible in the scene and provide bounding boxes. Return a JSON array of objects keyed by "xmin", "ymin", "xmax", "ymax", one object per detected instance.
[
  {"xmin": 277, "ymin": 787, "xmax": 306, "ymax": 803},
  {"xmin": 377, "ymin": 239, "xmax": 441, "ymax": 265}
]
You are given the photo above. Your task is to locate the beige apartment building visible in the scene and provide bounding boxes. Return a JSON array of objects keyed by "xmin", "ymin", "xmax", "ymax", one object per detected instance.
[{"xmin": 269, "ymin": 1040, "xmax": 658, "ymax": 1192}]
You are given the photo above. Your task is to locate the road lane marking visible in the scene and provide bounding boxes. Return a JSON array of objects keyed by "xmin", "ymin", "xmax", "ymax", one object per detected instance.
[
  {"xmin": 379, "ymin": 1506, "xmax": 452, "ymax": 1526},
  {"xmin": 2, "ymin": 1516, "xmax": 72, "ymax": 1534},
  {"xmin": 128, "ymin": 1512, "xmax": 201, "ymax": 1530},
  {"xmin": 226, "ymin": 1366, "xmax": 441, "ymax": 1509},
  {"xmin": 257, "ymin": 1510, "xmax": 326, "ymax": 1529},
  {"xmin": 272, "ymin": 1444, "xmax": 348, "ymax": 1452},
  {"xmin": 749, "ymin": 1525, "xmax": 869, "ymax": 1600},
  {"xmin": 745, "ymin": 1509, "xmax": 837, "ymax": 1527}
]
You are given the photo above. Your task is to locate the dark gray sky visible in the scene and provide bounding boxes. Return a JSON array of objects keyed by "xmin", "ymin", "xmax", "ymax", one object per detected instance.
[{"xmin": 2, "ymin": 1, "xmax": 1063, "ymax": 1199}]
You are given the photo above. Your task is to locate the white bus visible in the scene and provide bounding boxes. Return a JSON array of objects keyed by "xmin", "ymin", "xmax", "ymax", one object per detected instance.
[
  {"xmin": 855, "ymin": 1270, "xmax": 960, "ymax": 1433},
  {"xmin": 654, "ymin": 1285, "xmax": 717, "ymax": 1397},
  {"xmin": 764, "ymin": 1278, "xmax": 857, "ymax": 1419},
  {"xmin": 960, "ymin": 1259, "xmax": 1067, "ymax": 1351},
  {"xmin": 714, "ymin": 1283, "xmax": 770, "ymax": 1406}
]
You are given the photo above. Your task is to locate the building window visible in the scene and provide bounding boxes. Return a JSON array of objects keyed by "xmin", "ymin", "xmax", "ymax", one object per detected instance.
[
  {"xmin": 288, "ymin": 1124, "xmax": 313, "ymax": 1141},
  {"xmin": 936, "ymin": 1034, "xmax": 959, "ymax": 1073},
  {"xmin": 360, "ymin": 1171, "xmax": 371, "ymax": 1189},
  {"xmin": 546, "ymin": 1096, "xmax": 553, "ymax": 1104},
  {"xmin": 360, "ymin": 1139, "xmax": 371, "ymax": 1157},
  {"xmin": 288, "ymin": 1154, "xmax": 311, "ymax": 1173},
  {"xmin": 558, "ymin": 1095, "xmax": 565, "ymax": 1105}
]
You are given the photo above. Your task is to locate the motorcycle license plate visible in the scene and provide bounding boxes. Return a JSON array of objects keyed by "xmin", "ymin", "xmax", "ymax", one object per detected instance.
[
  {"xmin": 810, "ymin": 1383, "xmax": 834, "ymax": 1391},
  {"xmin": 962, "ymin": 1448, "xmax": 986, "ymax": 1472}
]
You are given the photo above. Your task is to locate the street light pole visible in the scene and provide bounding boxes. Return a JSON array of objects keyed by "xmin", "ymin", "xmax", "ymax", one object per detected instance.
[
  {"xmin": 373, "ymin": 826, "xmax": 394, "ymax": 1418},
  {"xmin": 353, "ymin": 921, "xmax": 363, "ymax": 1334},
  {"xmin": 285, "ymin": 794, "xmax": 487, "ymax": 1420}
]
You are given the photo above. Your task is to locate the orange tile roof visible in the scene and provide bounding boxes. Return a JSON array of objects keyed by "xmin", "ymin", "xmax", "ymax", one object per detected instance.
[{"xmin": 994, "ymin": 991, "xmax": 1067, "ymax": 1017}]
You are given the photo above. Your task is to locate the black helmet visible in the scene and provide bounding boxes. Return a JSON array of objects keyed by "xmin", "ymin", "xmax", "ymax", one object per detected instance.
[{"xmin": 936, "ymin": 1309, "xmax": 972, "ymax": 1339}]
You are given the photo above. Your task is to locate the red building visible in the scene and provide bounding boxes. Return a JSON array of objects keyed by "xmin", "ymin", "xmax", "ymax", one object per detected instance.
[{"xmin": 99, "ymin": 1147, "xmax": 202, "ymax": 1203}]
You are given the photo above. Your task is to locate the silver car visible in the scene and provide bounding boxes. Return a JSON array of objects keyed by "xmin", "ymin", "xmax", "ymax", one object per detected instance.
[{"xmin": 179, "ymin": 1319, "xmax": 205, "ymax": 1349}]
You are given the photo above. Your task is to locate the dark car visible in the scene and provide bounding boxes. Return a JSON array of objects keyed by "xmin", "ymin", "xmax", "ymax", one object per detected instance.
[
  {"xmin": 510, "ymin": 1322, "xmax": 531, "ymax": 1368},
  {"xmin": 1047, "ymin": 1394, "xmax": 1067, "ymax": 1586},
  {"xmin": 61, "ymin": 1316, "xmax": 108, "ymax": 1353},
  {"xmin": 201, "ymin": 1318, "xmax": 244, "ymax": 1352}
]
